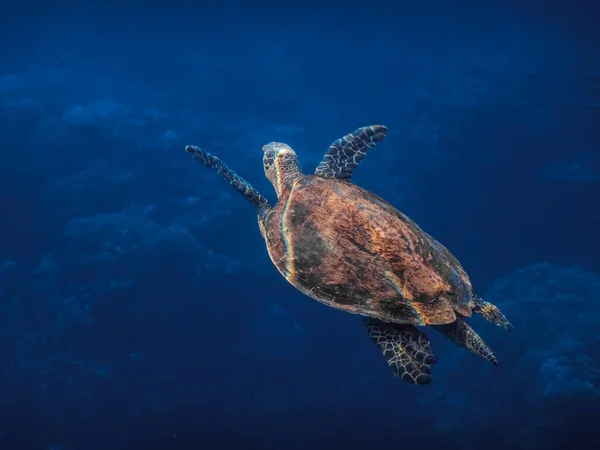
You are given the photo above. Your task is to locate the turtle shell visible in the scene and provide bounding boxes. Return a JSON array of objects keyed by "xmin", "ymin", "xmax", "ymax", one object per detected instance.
[{"xmin": 263, "ymin": 174, "xmax": 474, "ymax": 326}]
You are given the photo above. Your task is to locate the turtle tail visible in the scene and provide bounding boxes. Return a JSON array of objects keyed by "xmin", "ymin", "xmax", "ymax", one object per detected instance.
[{"xmin": 472, "ymin": 295, "xmax": 514, "ymax": 333}]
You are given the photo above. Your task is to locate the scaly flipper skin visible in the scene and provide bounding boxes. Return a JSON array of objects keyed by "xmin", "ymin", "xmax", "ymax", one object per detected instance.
[
  {"xmin": 432, "ymin": 318, "xmax": 498, "ymax": 367},
  {"xmin": 315, "ymin": 125, "xmax": 388, "ymax": 180},
  {"xmin": 365, "ymin": 318, "xmax": 436, "ymax": 385},
  {"xmin": 185, "ymin": 145, "xmax": 271, "ymax": 219},
  {"xmin": 473, "ymin": 296, "xmax": 514, "ymax": 333}
]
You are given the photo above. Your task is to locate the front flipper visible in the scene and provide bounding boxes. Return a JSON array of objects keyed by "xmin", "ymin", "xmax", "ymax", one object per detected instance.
[
  {"xmin": 432, "ymin": 318, "xmax": 498, "ymax": 367},
  {"xmin": 473, "ymin": 296, "xmax": 514, "ymax": 333},
  {"xmin": 185, "ymin": 145, "xmax": 271, "ymax": 219},
  {"xmin": 365, "ymin": 318, "xmax": 436, "ymax": 385},
  {"xmin": 315, "ymin": 125, "xmax": 388, "ymax": 180}
]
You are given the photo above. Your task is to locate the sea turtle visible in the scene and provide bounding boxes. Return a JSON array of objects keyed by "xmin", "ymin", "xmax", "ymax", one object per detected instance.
[{"xmin": 185, "ymin": 125, "xmax": 513, "ymax": 385}]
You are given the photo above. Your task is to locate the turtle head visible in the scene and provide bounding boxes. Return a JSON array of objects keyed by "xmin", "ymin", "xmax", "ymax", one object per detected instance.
[{"xmin": 262, "ymin": 142, "xmax": 303, "ymax": 199}]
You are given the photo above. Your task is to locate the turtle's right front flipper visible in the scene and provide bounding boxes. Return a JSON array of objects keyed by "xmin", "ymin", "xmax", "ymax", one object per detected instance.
[
  {"xmin": 365, "ymin": 318, "xmax": 436, "ymax": 385},
  {"xmin": 185, "ymin": 145, "xmax": 271, "ymax": 219},
  {"xmin": 315, "ymin": 125, "xmax": 388, "ymax": 180}
]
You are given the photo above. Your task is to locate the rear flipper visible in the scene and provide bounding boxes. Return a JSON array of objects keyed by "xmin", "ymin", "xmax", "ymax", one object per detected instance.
[
  {"xmin": 365, "ymin": 318, "xmax": 436, "ymax": 385},
  {"xmin": 473, "ymin": 296, "xmax": 514, "ymax": 333},
  {"xmin": 432, "ymin": 318, "xmax": 498, "ymax": 366}
]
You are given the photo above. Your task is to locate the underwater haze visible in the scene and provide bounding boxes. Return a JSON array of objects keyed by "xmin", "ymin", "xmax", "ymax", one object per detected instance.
[{"xmin": 1, "ymin": 1, "xmax": 600, "ymax": 449}]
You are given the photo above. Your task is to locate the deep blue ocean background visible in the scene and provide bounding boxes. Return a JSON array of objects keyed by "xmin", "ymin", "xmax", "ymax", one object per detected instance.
[{"xmin": 1, "ymin": 1, "xmax": 599, "ymax": 449}]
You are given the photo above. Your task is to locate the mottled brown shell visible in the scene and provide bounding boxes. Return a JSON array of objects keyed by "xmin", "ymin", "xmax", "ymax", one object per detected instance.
[{"xmin": 263, "ymin": 175, "xmax": 474, "ymax": 326}]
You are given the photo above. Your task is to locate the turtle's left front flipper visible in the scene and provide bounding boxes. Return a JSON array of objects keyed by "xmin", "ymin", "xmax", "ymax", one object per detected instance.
[
  {"xmin": 186, "ymin": 145, "xmax": 271, "ymax": 219},
  {"xmin": 432, "ymin": 318, "xmax": 498, "ymax": 367},
  {"xmin": 365, "ymin": 318, "xmax": 436, "ymax": 385}
]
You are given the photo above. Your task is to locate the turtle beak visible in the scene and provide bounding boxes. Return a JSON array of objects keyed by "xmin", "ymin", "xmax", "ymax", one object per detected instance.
[
  {"xmin": 262, "ymin": 142, "xmax": 294, "ymax": 156},
  {"xmin": 262, "ymin": 142, "xmax": 276, "ymax": 153}
]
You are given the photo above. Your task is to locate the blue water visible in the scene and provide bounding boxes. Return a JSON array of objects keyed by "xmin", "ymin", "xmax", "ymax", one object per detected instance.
[{"xmin": 1, "ymin": 1, "xmax": 599, "ymax": 449}]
